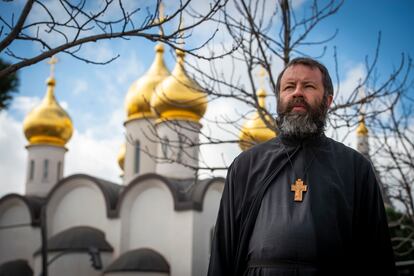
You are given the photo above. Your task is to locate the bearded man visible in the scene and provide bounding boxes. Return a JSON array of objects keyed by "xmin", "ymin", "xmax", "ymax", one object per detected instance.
[{"xmin": 207, "ymin": 58, "xmax": 397, "ymax": 275}]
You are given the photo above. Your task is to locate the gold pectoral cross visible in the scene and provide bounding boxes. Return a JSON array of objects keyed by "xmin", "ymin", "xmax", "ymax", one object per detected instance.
[{"xmin": 291, "ymin": 178, "xmax": 307, "ymax": 202}]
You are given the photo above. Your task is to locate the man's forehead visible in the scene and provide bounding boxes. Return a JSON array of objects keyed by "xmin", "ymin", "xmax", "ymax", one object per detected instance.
[{"xmin": 281, "ymin": 64, "xmax": 323, "ymax": 83}]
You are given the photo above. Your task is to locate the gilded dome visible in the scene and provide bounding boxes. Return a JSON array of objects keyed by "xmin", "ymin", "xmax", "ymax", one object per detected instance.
[
  {"xmin": 356, "ymin": 116, "xmax": 368, "ymax": 137},
  {"xmin": 125, "ymin": 44, "xmax": 170, "ymax": 121},
  {"xmin": 117, "ymin": 143, "xmax": 126, "ymax": 171},
  {"xmin": 239, "ymin": 88, "xmax": 277, "ymax": 151},
  {"xmin": 23, "ymin": 77, "xmax": 73, "ymax": 147},
  {"xmin": 151, "ymin": 49, "xmax": 207, "ymax": 123}
]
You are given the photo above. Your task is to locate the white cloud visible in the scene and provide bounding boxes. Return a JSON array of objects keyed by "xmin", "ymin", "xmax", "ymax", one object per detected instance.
[
  {"xmin": 94, "ymin": 49, "xmax": 144, "ymax": 102},
  {"xmin": 291, "ymin": 0, "xmax": 307, "ymax": 9},
  {"xmin": 335, "ymin": 63, "xmax": 365, "ymax": 104},
  {"xmin": 64, "ymin": 103, "xmax": 125, "ymax": 182},
  {"xmin": 327, "ymin": 63, "xmax": 367, "ymax": 146},
  {"xmin": 82, "ymin": 107, "xmax": 124, "ymax": 141},
  {"xmin": 26, "ymin": 0, "xmax": 78, "ymax": 48},
  {"xmin": 72, "ymin": 80, "xmax": 89, "ymax": 96},
  {"xmin": 81, "ymin": 43, "xmax": 116, "ymax": 64},
  {"xmin": 65, "ymin": 129, "xmax": 122, "ymax": 183},
  {"xmin": 92, "ymin": 0, "xmax": 153, "ymax": 24},
  {"xmin": 60, "ymin": 101, "xmax": 69, "ymax": 112},
  {"xmin": 0, "ymin": 112, "xmax": 26, "ymax": 198},
  {"xmin": 113, "ymin": 50, "xmax": 144, "ymax": 85},
  {"xmin": 10, "ymin": 96, "xmax": 41, "ymax": 116},
  {"xmin": 198, "ymin": 97, "xmax": 246, "ymax": 177}
]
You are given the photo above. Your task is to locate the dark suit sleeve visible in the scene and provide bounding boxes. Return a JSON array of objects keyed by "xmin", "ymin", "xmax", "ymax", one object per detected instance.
[
  {"xmin": 354, "ymin": 161, "xmax": 397, "ymax": 275},
  {"xmin": 207, "ymin": 162, "xmax": 238, "ymax": 276}
]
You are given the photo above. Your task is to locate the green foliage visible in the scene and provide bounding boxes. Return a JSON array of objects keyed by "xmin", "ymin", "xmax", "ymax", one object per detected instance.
[
  {"xmin": 0, "ymin": 59, "xmax": 19, "ymax": 110},
  {"xmin": 387, "ymin": 207, "xmax": 414, "ymax": 262}
]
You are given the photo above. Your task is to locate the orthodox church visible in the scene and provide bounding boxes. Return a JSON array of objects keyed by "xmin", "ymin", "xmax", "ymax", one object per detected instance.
[{"xmin": 0, "ymin": 41, "xmax": 378, "ymax": 275}]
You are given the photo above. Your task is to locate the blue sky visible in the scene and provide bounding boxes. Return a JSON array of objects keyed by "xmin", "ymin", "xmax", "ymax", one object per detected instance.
[
  {"xmin": 0, "ymin": 0, "xmax": 413, "ymax": 196},
  {"xmin": 323, "ymin": 0, "xmax": 414, "ymax": 70}
]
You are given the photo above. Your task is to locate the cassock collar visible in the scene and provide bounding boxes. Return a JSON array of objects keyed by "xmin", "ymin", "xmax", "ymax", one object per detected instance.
[{"xmin": 279, "ymin": 132, "xmax": 327, "ymax": 147}]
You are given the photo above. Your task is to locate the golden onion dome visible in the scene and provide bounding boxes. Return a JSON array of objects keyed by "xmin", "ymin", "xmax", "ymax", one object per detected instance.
[
  {"xmin": 356, "ymin": 116, "xmax": 368, "ymax": 137},
  {"xmin": 23, "ymin": 77, "xmax": 73, "ymax": 147},
  {"xmin": 151, "ymin": 49, "xmax": 207, "ymax": 123},
  {"xmin": 239, "ymin": 88, "xmax": 277, "ymax": 151},
  {"xmin": 125, "ymin": 44, "xmax": 170, "ymax": 121},
  {"xmin": 117, "ymin": 143, "xmax": 126, "ymax": 171}
]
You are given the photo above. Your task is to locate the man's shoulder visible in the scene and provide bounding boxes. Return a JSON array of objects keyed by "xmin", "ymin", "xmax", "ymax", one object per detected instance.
[
  {"xmin": 226, "ymin": 137, "xmax": 282, "ymax": 208},
  {"xmin": 326, "ymin": 136, "xmax": 371, "ymax": 166},
  {"xmin": 234, "ymin": 137, "xmax": 281, "ymax": 165}
]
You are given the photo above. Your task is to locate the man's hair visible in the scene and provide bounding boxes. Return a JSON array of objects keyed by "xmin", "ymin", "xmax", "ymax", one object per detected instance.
[{"xmin": 275, "ymin": 57, "xmax": 334, "ymax": 98}]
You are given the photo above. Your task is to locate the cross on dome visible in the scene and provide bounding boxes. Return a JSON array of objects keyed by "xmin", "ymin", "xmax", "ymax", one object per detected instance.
[
  {"xmin": 47, "ymin": 55, "xmax": 58, "ymax": 77},
  {"xmin": 156, "ymin": 1, "xmax": 166, "ymax": 35}
]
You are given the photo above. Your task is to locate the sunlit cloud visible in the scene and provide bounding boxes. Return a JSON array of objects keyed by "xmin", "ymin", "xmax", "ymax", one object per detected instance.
[
  {"xmin": 72, "ymin": 79, "xmax": 89, "ymax": 96},
  {"xmin": 0, "ymin": 112, "xmax": 26, "ymax": 198},
  {"xmin": 10, "ymin": 96, "xmax": 41, "ymax": 116}
]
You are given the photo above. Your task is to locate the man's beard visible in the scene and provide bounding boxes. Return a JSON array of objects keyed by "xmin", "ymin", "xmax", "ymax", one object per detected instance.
[{"xmin": 276, "ymin": 96, "xmax": 329, "ymax": 139}]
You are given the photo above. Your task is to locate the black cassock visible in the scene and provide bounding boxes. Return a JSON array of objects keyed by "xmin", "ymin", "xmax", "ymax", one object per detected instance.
[{"xmin": 208, "ymin": 134, "xmax": 397, "ymax": 276}]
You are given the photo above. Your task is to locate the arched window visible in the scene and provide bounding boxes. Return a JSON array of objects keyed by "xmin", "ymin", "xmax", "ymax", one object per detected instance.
[
  {"xmin": 57, "ymin": 161, "xmax": 62, "ymax": 181},
  {"xmin": 43, "ymin": 159, "xmax": 49, "ymax": 180},
  {"xmin": 177, "ymin": 134, "xmax": 184, "ymax": 163},
  {"xmin": 135, "ymin": 140, "xmax": 140, "ymax": 174},
  {"xmin": 162, "ymin": 136, "xmax": 169, "ymax": 158},
  {"xmin": 29, "ymin": 160, "xmax": 35, "ymax": 180}
]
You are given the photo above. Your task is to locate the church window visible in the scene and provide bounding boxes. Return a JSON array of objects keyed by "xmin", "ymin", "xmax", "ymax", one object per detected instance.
[
  {"xmin": 193, "ymin": 146, "xmax": 198, "ymax": 160},
  {"xmin": 29, "ymin": 160, "xmax": 35, "ymax": 180},
  {"xmin": 43, "ymin": 159, "xmax": 49, "ymax": 180},
  {"xmin": 134, "ymin": 141, "xmax": 140, "ymax": 174},
  {"xmin": 162, "ymin": 136, "xmax": 169, "ymax": 158},
  {"xmin": 177, "ymin": 134, "xmax": 184, "ymax": 162},
  {"xmin": 57, "ymin": 161, "xmax": 62, "ymax": 181}
]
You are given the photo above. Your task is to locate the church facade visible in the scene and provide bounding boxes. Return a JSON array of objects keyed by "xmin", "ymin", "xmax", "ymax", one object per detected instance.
[
  {"xmin": 0, "ymin": 43, "xmax": 379, "ymax": 275},
  {"xmin": 0, "ymin": 44, "xmax": 226, "ymax": 276}
]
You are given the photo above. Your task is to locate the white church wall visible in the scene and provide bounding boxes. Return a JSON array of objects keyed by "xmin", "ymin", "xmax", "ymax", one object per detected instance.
[
  {"xmin": 155, "ymin": 121, "xmax": 201, "ymax": 179},
  {"xmin": 192, "ymin": 181, "xmax": 224, "ymax": 276},
  {"xmin": 25, "ymin": 145, "xmax": 66, "ymax": 197},
  {"xmin": 120, "ymin": 179, "xmax": 173, "ymax": 253},
  {"xmin": 46, "ymin": 178, "xmax": 109, "ymax": 238},
  {"xmin": 105, "ymin": 217, "xmax": 122, "ymax": 259},
  {"xmin": 44, "ymin": 179, "xmax": 123, "ymax": 271},
  {"xmin": 170, "ymin": 211, "xmax": 194, "ymax": 276},
  {"xmin": 124, "ymin": 119, "xmax": 158, "ymax": 184},
  {"xmin": 119, "ymin": 178, "xmax": 193, "ymax": 276},
  {"xmin": 33, "ymin": 251, "xmax": 113, "ymax": 276},
  {"xmin": 0, "ymin": 198, "xmax": 40, "ymax": 267}
]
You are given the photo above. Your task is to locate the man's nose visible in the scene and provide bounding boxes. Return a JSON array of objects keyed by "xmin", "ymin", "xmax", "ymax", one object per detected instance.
[{"xmin": 292, "ymin": 85, "xmax": 305, "ymax": 97}]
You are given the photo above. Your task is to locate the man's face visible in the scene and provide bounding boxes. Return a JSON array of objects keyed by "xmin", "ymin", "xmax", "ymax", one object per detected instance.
[
  {"xmin": 278, "ymin": 64, "xmax": 332, "ymax": 114},
  {"xmin": 276, "ymin": 64, "xmax": 333, "ymax": 137}
]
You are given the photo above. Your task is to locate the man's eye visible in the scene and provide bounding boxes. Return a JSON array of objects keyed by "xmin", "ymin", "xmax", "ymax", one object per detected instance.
[
  {"xmin": 283, "ymin": 86, "xmax": 294, "ymax": 90},
  {"xmin": 305, "ymin": 84, "xmax": 316, "ymax": 89}
]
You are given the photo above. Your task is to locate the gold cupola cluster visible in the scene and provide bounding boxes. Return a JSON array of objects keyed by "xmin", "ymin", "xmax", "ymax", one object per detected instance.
[
  {"xmin": 125, "ymin": 44, "xmax": 170, "ymax": 121},
  {"xmin": 356, "ymin": 115, "xmax": 369, "ymax": 137},
  {"xmin": 239, "ymin": 88, "xmax": 277, "ymax": 151},
  {"xmin": 125, "ymin": 45, "xmax": 207, "ymax": 124},
  {"xmin": 23, "ymin": 76, "xmax": 73, "ymax": 147},
  {"xmin": 151, "ymin": 49, "xmax": 207, "ymax": 123}
]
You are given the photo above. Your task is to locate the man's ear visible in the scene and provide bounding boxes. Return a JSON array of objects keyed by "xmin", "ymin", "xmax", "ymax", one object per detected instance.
[{"xmin": 326, "ymin": 94, "xmax": 333, "ymax": 108}]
